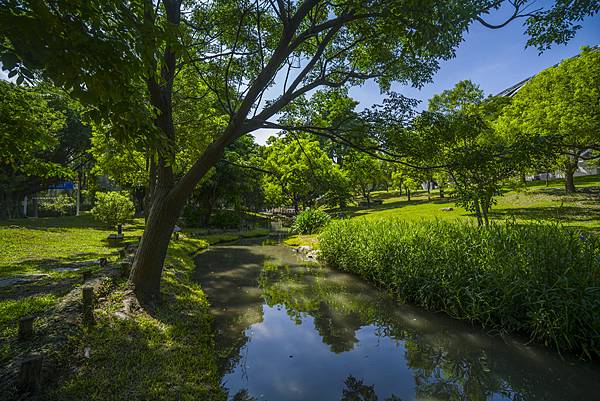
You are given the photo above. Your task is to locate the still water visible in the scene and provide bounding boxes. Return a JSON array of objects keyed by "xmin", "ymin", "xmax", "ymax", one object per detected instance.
[{"xmin": 193, "ymin": 239, "xmax": 600, "ymax": 401}]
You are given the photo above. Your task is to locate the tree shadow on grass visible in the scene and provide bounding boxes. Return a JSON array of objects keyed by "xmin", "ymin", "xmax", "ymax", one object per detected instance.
[
  {"xmin": 0, "ymin": 253, "xmax": 119, "ymax": 301},
  {"xmin": 490, "ymin": 205, "xmax": 600, "ymax": 223},
  {"xmin": 345, "ymin": 197, "xmax": 455, "ymax": 218},
  {"xmin": 49, "ymin": 284, "xmax": 226, "ymax": 401}
]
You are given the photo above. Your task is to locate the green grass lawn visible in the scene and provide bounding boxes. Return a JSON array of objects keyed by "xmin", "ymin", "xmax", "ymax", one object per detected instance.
[
  {"xmin": 350, "ymin": 174, "xmax": 600, "ymax": 232},
  {"xmin": 0, "ymin": 214, "xmax": 145, "ymax": 278},
  {"xmin": 0, "ymin": 214, "xmax": 272, "ymax": 400}
]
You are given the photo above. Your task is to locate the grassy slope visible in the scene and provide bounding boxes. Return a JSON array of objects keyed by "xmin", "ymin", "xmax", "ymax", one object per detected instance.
[
  {"xmin": 285, "ymin": 175, "xmax": 600, "ymax": 246},
  {"xmin": 354, "ymin": 174, "xmax": 600, "ymax": 231},
  {"xmin": 53, "ymin": 237, "xmax": 226, "ymax": 401},
  {"xmin": 0, "ymin": 215, "xmax": 271, "ymax": 400}
]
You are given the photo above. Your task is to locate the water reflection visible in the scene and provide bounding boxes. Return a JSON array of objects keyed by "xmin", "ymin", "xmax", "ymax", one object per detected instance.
[{"xmin": 193, "ymin": 240, "xmax": 600, "ymax": 401}]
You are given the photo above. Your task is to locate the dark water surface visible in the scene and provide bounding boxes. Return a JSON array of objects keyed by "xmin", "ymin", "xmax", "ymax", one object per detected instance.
[{"xmin": 193, "ymin": 239, "xmax": 600, "ymax": 401}]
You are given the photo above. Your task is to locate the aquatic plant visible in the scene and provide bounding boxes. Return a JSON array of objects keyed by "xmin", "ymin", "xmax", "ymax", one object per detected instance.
[
  {"xmin": 291, "ymin": 208, "xmax": 331, "ymax": 234},
  {"xmin": 319, "ymin": 219, "xmax": 600, "ymax": 358}
]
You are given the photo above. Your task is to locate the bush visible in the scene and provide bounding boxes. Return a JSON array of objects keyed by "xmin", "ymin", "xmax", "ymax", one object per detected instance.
[
  {"xmin": 38, "ymin": 194, "xmax": 75, "ymax": 216},
  {"xmin": 319, "ymin": 219, "xmax": 600, "ymax": 358},
  {"xmin": 91, "ymin": 192, "xmax": 135, "ymax": 229},
  {"xmin": 291, "ymin": 208, "xmax": 331, "ymax": 234}
]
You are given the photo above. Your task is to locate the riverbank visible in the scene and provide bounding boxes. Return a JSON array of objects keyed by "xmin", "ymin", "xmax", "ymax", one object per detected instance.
[
  {"xmin": 0, "ymin": 215, "xmax": 269, "ymax": 400},
  {"xmin": 319, "ymin": 218, "xmax": 600, "ymax": 359}
]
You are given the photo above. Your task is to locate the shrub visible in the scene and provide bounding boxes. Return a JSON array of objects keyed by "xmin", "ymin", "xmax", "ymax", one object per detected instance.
[
  {"xmin": 91, "ymin": 192, "xmax": 135, "ymax": 230},
  {"xmin": 291, "ymin": 208, "xmax": 331, "ymax": 234},
  {"xmin": 38, "ymin": 194, "xmax": 75, "ymax": 216},
  {"xmin": 319, "ymin": 219, "xmax": 600, "ymax": 358}
]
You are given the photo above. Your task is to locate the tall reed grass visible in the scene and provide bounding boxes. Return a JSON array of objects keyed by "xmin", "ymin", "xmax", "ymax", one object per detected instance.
[{"xmin": 319, "ymin": 219, "xmax": 600, "ymax": 358}]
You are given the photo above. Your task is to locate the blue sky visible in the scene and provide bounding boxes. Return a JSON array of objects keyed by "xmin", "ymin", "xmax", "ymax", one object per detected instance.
[
  {"xmin": 349, "ymin": 12, "xmax": 600, "ymax": 110},
  {"xmin": 255, "ymin": 10, "xmax": 600, "ymax": 144}
]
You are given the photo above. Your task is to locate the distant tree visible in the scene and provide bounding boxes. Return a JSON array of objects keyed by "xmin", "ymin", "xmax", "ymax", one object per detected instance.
[
  {"xmin": 0, "ymin": 81, "xmax": 92, "ymax": 218},
  {"xmin": 496, "ymin": 47, "xmax": 600, "ymax": 193},
  {"xmin": 409, "ymin": 82, "xmax": 530, "ymax": 225},
  {"xmin": 428, "ymin": 80, "xmax": 484, "ymax": 114},
  {"xmin": 183, "ymin": 136, "xmax": 265, "ymax": 227},
  {"xmin": 343, "ymin": 151, "xmax": 385, "ymax": 207},
  {"xmin": 262, "ymin": 138, "xmax": 347, "ymax": 212}
]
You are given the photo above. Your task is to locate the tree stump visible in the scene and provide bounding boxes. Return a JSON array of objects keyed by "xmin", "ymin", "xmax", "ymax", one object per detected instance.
[
  {"xmin": 82, "ymin": 287, "xmax": 95, "ymax": 326},
  {"xmin": 18, "ymin": 316, "xmax": 34, "ymax": 341},
  {"xmin": 118, "ymin": 248, "xmax": 127, "ymax": 259},
  {"xmin": 18, "ymin": 353, "xmax": 43, "ymax": 394}
]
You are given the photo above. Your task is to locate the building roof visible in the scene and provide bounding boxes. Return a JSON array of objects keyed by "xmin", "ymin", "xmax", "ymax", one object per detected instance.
[{"xmin": 496, "ymin": 45, "xmax": 599, "ymax": 98}]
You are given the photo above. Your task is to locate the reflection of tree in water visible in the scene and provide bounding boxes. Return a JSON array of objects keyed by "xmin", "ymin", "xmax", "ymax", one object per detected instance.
[
  {"xmin": 257, "ymin": 265, "xmax": 550, "ymax": 401},
  {"xmin": 403, "ymin": 339, "xmax": 523, "ymax": 401},
  {"xmin": 340, "ymin": 375, "xmax": 402, "ymax": 401},
  {"xmin": 202, "ymin": 246, "xmax": 596, "ymax": 401},
  {"xmin": 313, "ymin": 301, "xmax": 362, "ymax": 353},
  {"xmin": 232, "ymin": 389, "xmax": 256, "ymax": 401}
]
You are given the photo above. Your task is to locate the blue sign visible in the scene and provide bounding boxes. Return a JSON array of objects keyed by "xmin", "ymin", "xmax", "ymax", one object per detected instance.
[{"xmin": 48, "ymin": 181, "xmax": 75, "ymax": 190}]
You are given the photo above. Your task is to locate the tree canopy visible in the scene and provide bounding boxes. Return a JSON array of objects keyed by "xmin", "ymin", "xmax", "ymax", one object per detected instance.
[{"xmin": 497, "ymin": 47, "xmax": 600, "ymax": 192}]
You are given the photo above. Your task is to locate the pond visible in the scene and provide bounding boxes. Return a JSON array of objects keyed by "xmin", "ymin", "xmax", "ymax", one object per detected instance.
[{"xmin": 193, "ymin": 239, "xmax": 600, "ymax": 401}]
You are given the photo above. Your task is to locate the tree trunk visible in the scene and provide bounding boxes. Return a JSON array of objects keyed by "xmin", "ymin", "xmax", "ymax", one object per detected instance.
[
  {"xmin": 564, "ymin": 160, "xmax": 577, "ymax": 194},
  {"xmin": 481, "ymin": 199, "xmax": 490, "ymax": 226},
  {"xmin": 439, "ymin": 185, "xmax": 444, "ymax": 199},
  {"xmin": 473, "ymin": 199, "xmax": 483, "ymax": 227},
  {"xmin": 407, "ymin": 189, "xmax": 411, "ymax": 202},
  {"xmin": 129, "ymin": 188, "xmax": 182, "ymax": 301}
]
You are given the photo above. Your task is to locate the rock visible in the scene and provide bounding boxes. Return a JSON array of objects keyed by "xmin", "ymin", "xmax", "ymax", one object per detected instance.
[
  {"xmin": 441, "ymin": 207, "xmax": 454, "ymax": 212},
  {"xmin": 306, "ymin": 250, "xmax": 321, "ymax": 260},
  {"xmin": 113, "ymin": 311, "xmax": 130, "ymax": 320},
  {"xmin": 296, "ymin": 245, "xmax": 313, "ymax": 254}
]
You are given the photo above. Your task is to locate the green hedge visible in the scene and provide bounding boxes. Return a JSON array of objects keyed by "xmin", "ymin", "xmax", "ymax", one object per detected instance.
[{"xmin": 319, "ymin": 219, "xmax": 600, "ymax": 357}]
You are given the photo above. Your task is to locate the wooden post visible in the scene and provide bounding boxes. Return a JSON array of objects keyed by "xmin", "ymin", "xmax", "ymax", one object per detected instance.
[
  {"xmin": 82, "ymin": 270, "xmax": 92, "ymax": 283},
  {"xmin": 82, "ymin": 287, "xmax": 95, "ymax": 326},
  {"xmin": 19, "ymin": 353, "xmax": 43, "ymax": 394},
  {"xmin": 18, "ymin": 316, "xmax": 34, "ymax": 341},
  {"xmin": 120, "ymin": 261, "xmax": 132, "ymax": 278},
  {"xmin": 22, "ymin": 195, "xmax": 28, "ymax": 217}
]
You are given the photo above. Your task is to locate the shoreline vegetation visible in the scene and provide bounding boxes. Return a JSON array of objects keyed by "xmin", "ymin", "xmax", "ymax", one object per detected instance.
[{"xmin": 319, "ymin": 219, "xmax": 600, "ymax": 358}]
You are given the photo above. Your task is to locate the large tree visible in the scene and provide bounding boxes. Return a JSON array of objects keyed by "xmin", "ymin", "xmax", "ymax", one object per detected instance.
[
  {"xmin": 1, "ymin": 0, "xmax": 597, "ymax": 300},
  {"xmin": 496, "ymin": 47, "xmax": 600, "ymax": 193}
]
